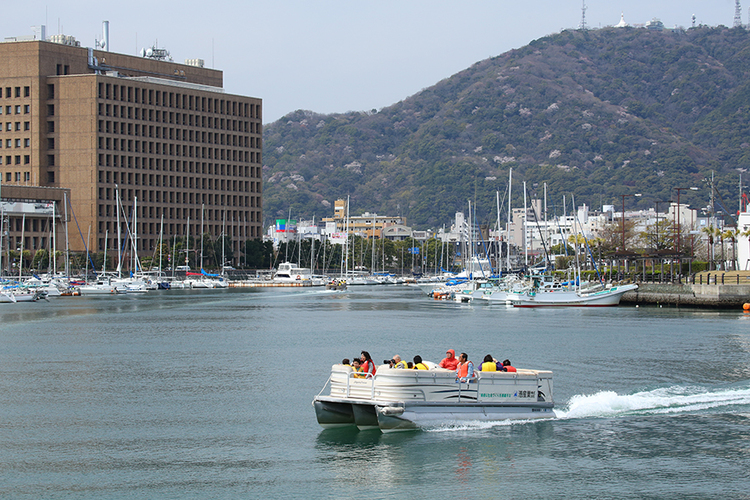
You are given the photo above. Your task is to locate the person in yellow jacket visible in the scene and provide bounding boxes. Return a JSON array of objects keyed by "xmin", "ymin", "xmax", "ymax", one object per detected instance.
[
  {"xmin": 393, "ymin": 355, "xmax": 408, "ymax": 369},
  {"xmin": 351, "ymin": 359, "xmax": 365, "ymax": 378},
  {"xmin": 479, "ymin": 354, "xmax": 497, "ymax": 372},
  {"xmin": 412, "ymin": 355, "xmax": 429, "ymax": 370}
]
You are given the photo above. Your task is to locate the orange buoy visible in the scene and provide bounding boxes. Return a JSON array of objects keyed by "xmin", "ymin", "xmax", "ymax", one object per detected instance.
[{"xmin": 743, "ymin": 303, "xmax": 750, "ymax": 311}]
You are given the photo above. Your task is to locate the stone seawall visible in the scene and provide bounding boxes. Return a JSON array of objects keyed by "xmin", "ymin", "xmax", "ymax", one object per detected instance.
[{"xmin": 621, "ymin": 283, "xmax": 750, "ymax": 308}]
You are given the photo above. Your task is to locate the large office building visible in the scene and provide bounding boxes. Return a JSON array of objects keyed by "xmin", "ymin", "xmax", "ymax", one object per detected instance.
[{"xmin": 0, "ymin": 27, "xmax": 262, "ymax": 268}]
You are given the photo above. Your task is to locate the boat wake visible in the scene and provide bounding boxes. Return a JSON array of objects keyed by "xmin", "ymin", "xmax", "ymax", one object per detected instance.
[
  {"xmin": 556, "ymin": 384, "xmax": 750, "ymax": 420},
  {"xmin": 424, "ymin": 418, "xmax": 545, "ymax": 433}
]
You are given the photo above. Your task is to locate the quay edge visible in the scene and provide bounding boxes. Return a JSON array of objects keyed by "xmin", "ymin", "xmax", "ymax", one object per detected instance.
[{"xmin": 621, "ymin": 282, "xmax": 750, "ymax": 308}]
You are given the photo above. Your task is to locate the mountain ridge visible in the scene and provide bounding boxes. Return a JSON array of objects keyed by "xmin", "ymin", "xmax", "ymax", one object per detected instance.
[{"xmin": 262, "ymin": 26, "xmax": 750, "ymax": 228}]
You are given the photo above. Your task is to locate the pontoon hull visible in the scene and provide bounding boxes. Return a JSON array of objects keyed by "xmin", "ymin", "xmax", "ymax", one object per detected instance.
[{"xmin": 313, "ymin": 364, "xmax": 554, "ymax": 432}]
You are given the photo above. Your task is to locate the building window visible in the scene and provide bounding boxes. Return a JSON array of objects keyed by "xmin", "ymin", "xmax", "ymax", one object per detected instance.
[
  {"xmin": 47, "ymin": 104, "xmax": 54, "ymax": 116},
  {"xmin": 47, "ymin": 121, "xmax": 54, "ymax": 133},
  {"xmin": 24, "ymin": 155, "xmax": 29, "ymax": 164},
  {"xmin": 15, "ymin": 87, "xmax": 20, "ymax": 98},
  {"xmin": 24, "ymin": 172, "xmax": 29, "ymax": 181},
  {"xmin": 47, "ymin": 154, "xmax": 55, "ymax": 166},
  {"xmin": 48, "ymin": 138, "xmax": 55, "ymax": 149},
  {"xmin": 24, "ymin": 105, "xmax": 30, "ymax": 114},
  {"xmin": 15, "ymin": 105, "xmax": 21, "ymax": 114},
  {"xmin": 24, "ymin": 86, "xmax": 30, "ymax": 97},
  {"xmin": 24, "ymin": 122, "xmax": 29, "ymax": 131},
  {"xmin": 48, "ymin": 84, "xmax": 54, "ymax": 99},
  {"xmin": 24, "ymin": 138, "xmax": 30, "ymax": 147},
  {"xmin": 48, "ymin": 171, "xmax": 55, "ymax": 183}
]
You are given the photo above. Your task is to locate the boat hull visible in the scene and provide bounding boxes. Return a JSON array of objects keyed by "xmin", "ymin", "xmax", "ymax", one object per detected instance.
[
  {"xmin": 510, "ymin": 284, "xmax": 638, "ymax": 307},
  {"xmin": 313, "ymin": 364, "xmax": 554, "ymax": 432},
  {"xmin": 376, "ymin": 402, "xmax": 554, "ymax": 432}
]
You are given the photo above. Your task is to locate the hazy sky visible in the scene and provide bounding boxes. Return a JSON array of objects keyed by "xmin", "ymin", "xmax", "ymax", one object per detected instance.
[{"xmin": 2, "ymin": 1, "xmax": 743, "ymax": 123}]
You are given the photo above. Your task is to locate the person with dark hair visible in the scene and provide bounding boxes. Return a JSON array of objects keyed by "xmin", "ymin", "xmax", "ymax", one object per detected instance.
[
  {"xmin": 413, "ymin": 355, "xmax": 429, "ymax": 370},
  {"xmin": 341, "ymin": 358, "xmax": 351, "ymax": 367},
  {"xmin": 360, "ymin": 350, "xmax": 377, "ymax": 377},
  {"xmin": 351, "ymin": 359, "xmax": 365, "ymax": 378},
  {"xmin": 479, "ymin": 354, "xmax": 497, "ymax": 371},
  {"xmin": 502, "ymin": 359, "xmax": 517, "ymax": 372},
  {"xmin": 456, "ymin": 352, "xmax": 475, "ymax": 382}
]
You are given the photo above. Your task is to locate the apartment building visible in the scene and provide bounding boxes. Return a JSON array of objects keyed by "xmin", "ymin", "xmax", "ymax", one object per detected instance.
[{"xmin": 0, "ymin": 34, "xmax": 262, "ymax": 264}]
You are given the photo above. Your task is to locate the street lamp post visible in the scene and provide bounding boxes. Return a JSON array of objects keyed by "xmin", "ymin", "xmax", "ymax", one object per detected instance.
[
  {"xmin": 654, "ymin": 200, "xmax": 671, "ymax": 282},
  {"xmin": 674, "ymin": 187, "xmax": 699, "ymax": 282},
  {"xmin": 621, "ymin": 193, "xmax": 642, "ymax": 276}
]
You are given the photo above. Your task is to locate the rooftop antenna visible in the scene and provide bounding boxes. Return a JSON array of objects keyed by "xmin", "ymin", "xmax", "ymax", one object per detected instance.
[
  {"xmin": 692, "ymin": 14, "xmax": 696, "ymax": 27},
  {"xmin": 735, "ymin": 0, "xmax": 743, "ymax": 28},
  {"xmin": 580, "ymin": 0, "xmax": 588, "ymax": 30}
]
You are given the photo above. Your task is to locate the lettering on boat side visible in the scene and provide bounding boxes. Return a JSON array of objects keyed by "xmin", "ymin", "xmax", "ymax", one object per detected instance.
[{"xmin": 480, "ymin": 393, "xmax": 513, "ymax": 398}]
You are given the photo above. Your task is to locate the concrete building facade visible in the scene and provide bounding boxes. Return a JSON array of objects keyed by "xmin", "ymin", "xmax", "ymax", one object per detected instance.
[{"xmin": 0, "ymin": 37, "xmax": 262, "ymax": 266}]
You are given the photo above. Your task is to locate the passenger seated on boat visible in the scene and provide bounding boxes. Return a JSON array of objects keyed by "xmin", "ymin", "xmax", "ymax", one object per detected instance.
[
  {"xmin": 501, "ymin": 359, "xmax": 517, "ymax": 372},
  {"xmin": 392, "ymin": 355, "xmax": 408, "ymax": 369},
  {"xmin": 342, "ymin": 358, "xmax": 351, "ymax": 367},
  {"xmin": 407, "ymin": 362, "xmax": 414, "ymax": 369},
  {"xmin": 412, "ymin": 355, "xmax": 429, "ymax": 370},
  {"xmin": 479, "ymin": 354, "xmax": 497, "ymax": 372},
  {"xmin": 456, "ymin": 353, "xmax": 475, "ymax": 382},
  {"xmin": 360, "ymin": 351, "xmax": 377, "ymax": 377},
  {"xmin": 351, "ymin": 359, "xmax": 365, "ymax": 378},
  {"xmin": 439, "ymin": 349, "xmax": 459, "ymax": 370}
]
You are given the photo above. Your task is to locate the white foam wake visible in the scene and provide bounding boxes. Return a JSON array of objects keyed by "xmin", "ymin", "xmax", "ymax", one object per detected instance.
[{"xmin": 556, "ymin": 384, "xmax": 750, "ymax": 419}]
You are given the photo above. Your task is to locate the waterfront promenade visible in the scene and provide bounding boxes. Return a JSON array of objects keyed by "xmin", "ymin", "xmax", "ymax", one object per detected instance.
[{"xmin": 622, "ymin": 271, "xmax": 750, "ymax": 308}]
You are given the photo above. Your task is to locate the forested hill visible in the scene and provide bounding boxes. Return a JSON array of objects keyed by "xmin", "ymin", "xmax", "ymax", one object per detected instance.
[{"xmin": 262, "ymin": 26, "xmax": 750, "ymax": 229}]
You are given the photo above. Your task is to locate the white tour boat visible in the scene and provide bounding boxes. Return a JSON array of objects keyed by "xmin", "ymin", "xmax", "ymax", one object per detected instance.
[{"xmin": 313, "ymin": 362, "xmax": 554, "ymax": 432}]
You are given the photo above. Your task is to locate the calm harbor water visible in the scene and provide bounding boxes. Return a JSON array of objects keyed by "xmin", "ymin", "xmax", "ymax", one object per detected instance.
[{"xmin": 1, "ymin": 286, "xmax": 749, "ymax": 499}]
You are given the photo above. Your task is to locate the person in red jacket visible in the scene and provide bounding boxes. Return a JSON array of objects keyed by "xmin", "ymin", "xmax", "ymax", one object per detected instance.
[
  {"xmin": 360, "ymin": 350, "xmax": 377, "ymax": 377},
  {"xmin": 501, "ymin": 359, "xmax": 517, "ymax": 372},
  {"xmin": 439, "ymin": 349, "xmax": 459, "ymax": 370}
]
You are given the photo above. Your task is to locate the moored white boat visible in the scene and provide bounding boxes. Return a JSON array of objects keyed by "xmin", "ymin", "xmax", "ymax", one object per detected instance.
[
  {"xmin": 509, "ymin": 282, "xmax": 638, "ymax": 307},
  {"xmin": 313, "ymin": 362, "xmax": 554, "ymax": 432}
]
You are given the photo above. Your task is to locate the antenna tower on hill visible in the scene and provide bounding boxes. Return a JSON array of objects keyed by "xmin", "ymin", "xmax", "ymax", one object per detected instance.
[
  {"xmin": 735, "ymin": 0, "xmax": 743, "ymax": 28},
  {"xmin": 580, "ymin": 0, "xmax": 587, "ymax": 30}
]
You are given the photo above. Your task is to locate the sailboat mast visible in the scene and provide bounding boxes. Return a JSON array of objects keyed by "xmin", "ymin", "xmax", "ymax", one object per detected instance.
[
  {"xmin": 507, "ymin": 168, "xmax": 512, "ymax": 272},
  {"xmin": 51, "ymin": 200, "xmax": 57, "ymax": 274},
  {"xmin": 115, "ymin": 186, "xmax": 122, "ymax": 278},
  {"xmin": 222, "ymin": 210, "xmax": 226, "ymax": 274},
  {"xmin": 19, "ymin": 213, "xmax": 25, "ymax": 280},
  {"xmin": 63, "ymin": 192, "xmax": 69, "ymax": 277},
  {"xmin": 158, "ymin": 213, "xmax": 164, "ymax": 273},
  {"xmin": 523, "ymin": 181, "xmax": 528, "ymax": 269},
  {"xmin": 186, "ymin": 216, "xmax": 191, "ymax": 270},
  {"xmin": 496, "ymin": 190, "xmax": 501, "ymax": 274},
  {"xmin": 544, "ymin": 182, "xmax": 548, "ymax": 268},
  {"xmin": 102, "ymin": 230, "xmax": 108, "ymax": 275},
  {"xmin": 200, "ymin": 203, "xmax": 204, "ymax": 271}
]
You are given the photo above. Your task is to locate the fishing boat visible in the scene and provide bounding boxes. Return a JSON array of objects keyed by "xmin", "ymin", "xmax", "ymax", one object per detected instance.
[
  {"xmin": 313, "ymin": 362, "xmax": 554, "ymax": 432},
  {"xmin": 509, "ymin": 282, "xmax": 638, "ymax": 307}
]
